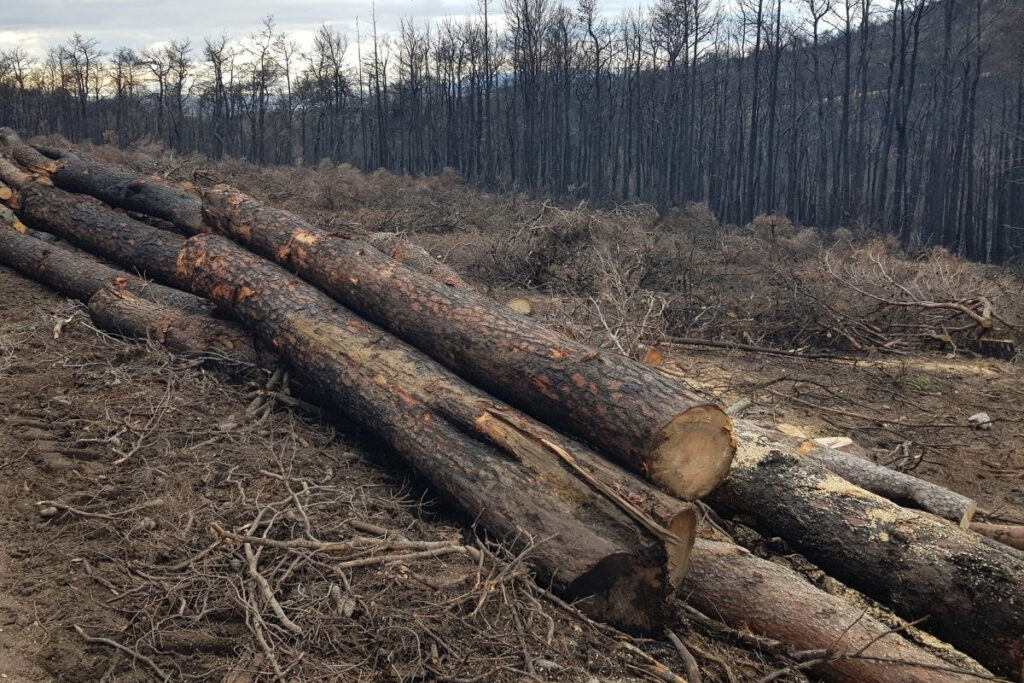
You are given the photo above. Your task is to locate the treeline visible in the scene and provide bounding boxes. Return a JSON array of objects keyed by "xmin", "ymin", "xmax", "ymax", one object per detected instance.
[{"xmin": 1, "ymin": 0, "xmax": 1023, "ymax": 261}]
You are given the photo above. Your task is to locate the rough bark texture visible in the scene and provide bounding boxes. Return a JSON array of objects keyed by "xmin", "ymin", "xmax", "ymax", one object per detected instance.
[
  {"xmin": 709, "ymin": 425, "xmax": 1024, "ymax": 678},
  {"xmin": 0, "ymin": 216, "xmax": 208, "ymax": 314},
  {"xmin": 178, "ymin": 233, "xmax": 692, "ymax": 632},
  {"xmin": 13, "ymin": 182, "xmax": 188, "ymax": 289},
  {"xmin": 88, "ymin": 286, "xmax": 256, "ymax": 363},
  {"xmin": 366, "ymin": 232, "xmax": 470, "ymax": 287},
  {"xmin": 0, "ymin": 131, "xmax": 205, "ymax": 234},
  {"xmin": 737, "ymin": 421, "xmax": 977, "ymax": 527},
  {"xmin": 199, "ymin": 186, "xmax": 735, "ymax": 499},
  {"xmin": 683, "ymin": 540, "xmax": 985, "ymax": 683},
  {"xmin": 0, "ymin": 128, "xmax": 61, "ymax": 174}
]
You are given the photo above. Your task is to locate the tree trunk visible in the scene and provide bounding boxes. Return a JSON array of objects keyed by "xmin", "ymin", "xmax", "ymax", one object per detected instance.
[
  {"xmin": 0, "ymin": 219, "xmax": 252, "ymax": 362},
  {"xmin": 365, "ymin": 232, "xmax": 469, "ymax": 287},
  {"xmin": 0, "ymin": 208, "xmax": 206, "ymax": 314},
  {"xmin": 738, "ymin": 421, "xmax": 977, "ymax": 527},
  {"xmin": 684, "ymin": 540, "xmax": 987, "ymax": 683},
  {"xmin": 9, "ymin": 182, "xmax": 188, "ymax": 290},
  {"xmin": 708, "ymin": 426, "xmax": 1024, "ymax": 678},
  {"xmin": 177, "ymin": 233, "xmax": 692, "ymax": 632},
  {"xmin": 87, "ymin": 285, "xmax": 255, "ymax": 363},
  {"xmin": 198, "ymin": 186, "xmax": 734, "ymax": 499},
  {"xmin": 6, "ymin": 135, "xmax": 205, "ymax": 234}
]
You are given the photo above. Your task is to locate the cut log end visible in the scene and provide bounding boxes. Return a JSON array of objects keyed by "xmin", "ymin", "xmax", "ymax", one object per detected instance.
[{"xmin": 647, "ymin": 406, "xmax": 735, "ymax": 499}]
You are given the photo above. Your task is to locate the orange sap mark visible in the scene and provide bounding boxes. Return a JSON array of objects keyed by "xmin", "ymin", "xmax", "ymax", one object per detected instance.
[
  {"xmin": 642, "ymin": 348, "xmax": 663, "ymax": 366},
  {"xmin": 550, "ymin": 348, "xmax": 568, "ymax": 359},
  {"xmin": 571, "ymin": 373, "xmax": 587, "ymax": 388}
]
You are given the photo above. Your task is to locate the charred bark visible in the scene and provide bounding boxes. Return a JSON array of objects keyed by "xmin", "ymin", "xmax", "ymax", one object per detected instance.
[
  {"xmin": 10, "ymin": 182, "xmax": 188, "ymax": 289},
  {"xmin": 199, "ymin": 186, "xmax": 734, "ymax": 499},
  {"xmin": 178, "ymin": 233, "xmax": 693, "ymax": 632},
  {"xmin": 709, "ymin": 426, "xmax": 1024, "ymax": 678},
  {"xmin": 738, "ymin": 421, "xmax": 977, "ymax": 527},
  {"xmin": 1, "ymin": 131, "xmax": 204, "ymax": 234},
  {"xmin": 0, "ymin": 218, "xmax": 251, "ymax": 361},
  {"xmin": 88, "ymin": 285, "xmax": 255, "ymax": 363}
]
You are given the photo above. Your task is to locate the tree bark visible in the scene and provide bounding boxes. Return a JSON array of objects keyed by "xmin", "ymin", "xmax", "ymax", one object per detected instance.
[
  {"xmin": 8, "ymin": 181, "xmax": 188, "ymax": 289},
  {"xmin": 366, "ymin": 231, "xmax": 470, "ymax": 287},
  {"xmin": 177, "ymin": 233, "xmax": 693, "ymax": 632},
  {"xmin": 0, "ymin": 210, "xmax": 206, "ymax": 314},
  {"xmin": 0, "ymin": 218, "xmax": 253, "ymax": 362},
  {"xmin": 199, "ymin": 186, "xmax": 734, "ymax": 499},
  {"xmin": 1, "ymin": 132, "xmax": 205, "ymax": 234},
  {"xmin": 708, "ymin": 425, "xmax": 1024, "ymax": 678},
  {"xmin": 87, "ymin": 285, "xmax": 255, "ymax": 363},
  {"xmin": 684, "ymin": 540, "xmax": 987, "ymax": 683},
  {"xmin": 738, "ymin": 421, "xmax": 978, "ymax": 527}
]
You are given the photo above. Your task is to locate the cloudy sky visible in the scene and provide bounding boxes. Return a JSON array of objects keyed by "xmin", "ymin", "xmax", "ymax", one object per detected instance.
[{"xmin": 1, "ymin": 0, "xmax": 646, "ymax": 60}]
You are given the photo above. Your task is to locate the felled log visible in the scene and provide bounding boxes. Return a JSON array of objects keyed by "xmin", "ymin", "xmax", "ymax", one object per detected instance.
[
  {"xmin": 366, "ymin": 232, "xmax": 469, "ymax": 287},
  {"xmin": 0, "ymin": 210, "xmax": 206, "ymax": 314},
  {"xmin": 0, "ymin": 131, "xmax": 205, "ymax": 233},
  {"xmin": 0, "ymin": 174, "xmax": 188, "ymax": 290},
  {"xmin": 87, "ymin": 285, "xmax": 255, "ymax": 362},
  {"xmin": 709, "ymin": 427, "xmax": 1024, "ymax": 678},
  {"xmin": 0, "ymin": 128, "xmax": 61, "ymax": 174},
  {"xmin": 737, "ymin": 422, "xmax": 977, "ymax": 527},
  {"xmin": 198, "ymin": 186, "xmax": 734, "ymax": 499},
  {"xmin": 970, "ymin": 523, "xmax": 1024, "ymax": 553},
  {"xmin": 0, "ymin": 218, "xmax": 253, "ymax": 362},
  {"xmin": 0, "ymin": 181, "xmax": 11, "ymax": 202},
  {"xmin": 178, "ymin": 233, "xmax": 693, "ymax": 632},
  {"xmin": 683, "ymin": 540, "xmax": 986, "ymax": 683}
]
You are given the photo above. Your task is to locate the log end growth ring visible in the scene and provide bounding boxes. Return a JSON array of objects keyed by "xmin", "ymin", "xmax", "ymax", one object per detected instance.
[{"xmin": 647, "ymin": 406, "xmax": 735, "ymax": 499}]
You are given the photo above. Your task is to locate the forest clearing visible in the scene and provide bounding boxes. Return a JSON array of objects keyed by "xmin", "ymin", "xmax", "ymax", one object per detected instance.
[{"xmin": 0, "ymin": 128, "xmax": 1021, "ymax": 682}]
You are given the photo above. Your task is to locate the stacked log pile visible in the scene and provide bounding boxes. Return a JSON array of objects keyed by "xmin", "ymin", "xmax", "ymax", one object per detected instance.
[{"xmin": 2, "ymin": 130, "xmax": 1022, "ymax": 682}]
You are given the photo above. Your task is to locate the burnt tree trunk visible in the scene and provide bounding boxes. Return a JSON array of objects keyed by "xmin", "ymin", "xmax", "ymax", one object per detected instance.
[
  {"xmin": 709, "ymin": 425, "xmax": 1024, "ymax": 678},
  {"xmin": 0, "ymin": 217, "xmax": 252, "ymax": 361},
  {"xmin": 738, "ymin": 421, "xmax": 978, "ymax": 527},
  {"xmin": 178, "ymin": 233, "xmax": 692, "ymax": 632},
  {"xmin": 1, "ymin": 132, "xmax": 205, "ymax": 234},
  {"xmin": 366, "ymin": 232, "xmax": 470, "ymax": 287},
  {"xmin": 88, "ymin": 286, "xmax": 255, "ymax": 362},
  {"xmin": 0, "ymin": 209, "xmax": 206, "ymax": 314},
  {"xmin": 9, "ymin": 182, "xmax": 188, "ymax": 289},
  {"xmin": 199, "ymin": 186, "xmax": 734, "ymax": 499},
  {"xmin": 684, "ymin": 540, "xmax": 987, "ymax": 683}
]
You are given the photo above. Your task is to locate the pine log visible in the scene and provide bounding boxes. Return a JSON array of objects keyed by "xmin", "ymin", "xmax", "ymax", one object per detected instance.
[
  {"xmin": 709, "ymin": 425, "xmax": 1024, "ymax": 678},
  {"xmin": 8, "ymin": 181, "xmax": 188, "ymax": 289},
  {"xmin": 178, "ymin": 233, "xmax": 693, "ymax": 632},
  {"xmin": 198, "ymin": 186, "xmax": 734, "ymax": 499},
  {"xmin": 365, "ymin": 232, "xmax": 469, "ymax": 287},
  {"xmin": 737, "ymin": 422, "xmax": 977, "ymax": 527},
  {"xmin": 0, "ymin": 213, "xmax": 207, "ymax": 314},
  {"xmin": 683, "ymin": 540, "xmax": 987, "ymax": 683},
  {"xmin": 0, "ymin": 131, "xmax": 205, "ymax": 233},
  {"xmin": 969, "ymin": 523, "xmax": 1024, "ymax": 553},
  {"xmin": 87, "ymin": 285, "xmax": 255, "ymax": 363},
  {"xmin": 0, "ymin": 128, "xmax": 61, "ymax": 174},
  {"xmin": 0, "ymin": 181, "xmax": 11, "ymax": 202},
  {"xmin": 0, "ymin": 219, "xmax": 253, "ymax": 362}
]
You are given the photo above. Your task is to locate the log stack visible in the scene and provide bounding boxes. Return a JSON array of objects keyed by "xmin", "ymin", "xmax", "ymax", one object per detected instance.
[{"xmin": 3, "ymin": 130, "xmax": 1022, "ymax": 681}]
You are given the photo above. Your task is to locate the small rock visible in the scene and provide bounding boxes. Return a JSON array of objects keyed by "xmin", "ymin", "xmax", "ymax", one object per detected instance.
[
  {"xmin": 136, "ymin": 517, "xmax": 157, "ymax": 531},
  {"xmin": 38, "ymin": 506, "xmax": 59, "ymax": 518},
  {"xmin": 968, "ymin": 412, "xmax": 994, "ymax": 430}
]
